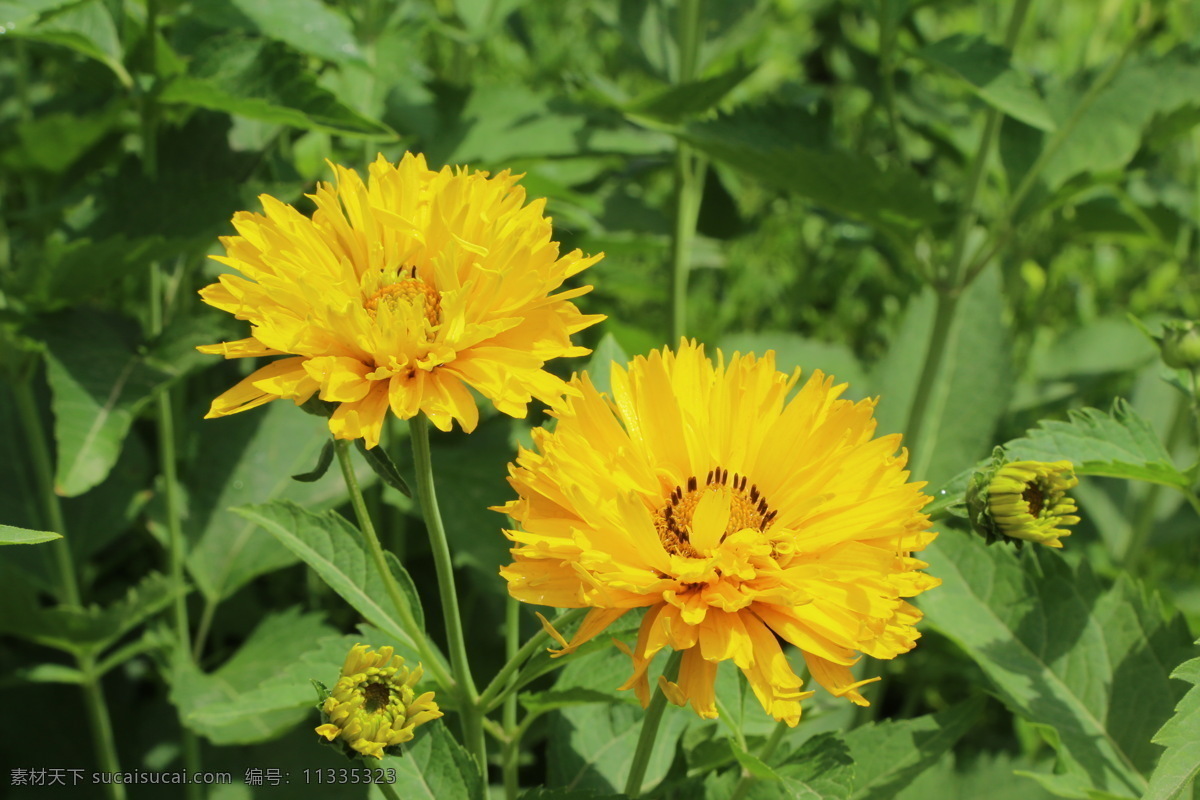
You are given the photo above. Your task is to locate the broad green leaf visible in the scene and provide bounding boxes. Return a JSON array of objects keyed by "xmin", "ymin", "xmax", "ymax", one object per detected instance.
[
  {"xmin": 719, "ymin": 332, "xmax": 870, "ymax": 402},
  {"xmin": 1145, "ymin": 646, "xmax": 1200, "ymax": 800},
  {"xmin": 0, "ymin": 524, "xmax": 61, "ymax": 545},
  {"xmin": 582, "ymin": 333, "xmax": 630, "ymax": 398},
  {"xmin": 42, "ymin": 309, "xmax": 174, "ymax": 496},
  {"xmin": 520, "ymin": 687, "xmax": 631, "ymax": 716},
  {"xmin": 232, "ymin": 500, "xmax": 436, "ymax": 671},
  {"xmin": 15, "ymin": 235, "xmax": 171, "ymax": 312},
  {"xmin": 871, "ymin": 264, "xmax": 1012, "ymax": 488},
  {"xmin": 921, "ymin": 533, "xmax": 1193, "ymax": 798},
  {"xmin": 379, "ymin": 722, "xmax": 483, "ymax": 800},
  {"xmin": 843, "ymin": 699, "xmax": 983, "ymax": 800},
  {"xmin": 893, "ymin": 752, "xmax": 1060, "ymax": 800},
  {"xmin": 0, "ymin": 569, "xmax": 180, "ymax": 656},
  {"xmin": 1003, "ymin": 399, "xmax": 1189, "ymax": 490},
  {"xmin": 625, "ymin": 64, "xmax": 754, "ymax": 124},
  {"xmin": 519, "ymin": 790, "xmax": 627, "ymax": 800},
  {"xmin": 676, "ymin": 103, "xmax": 939, "ymax": 243},
  {"xmin": 160, "ymin": 35, "xmax": 393, "ymax": 138},
  {"xmin": 2, "ymin": 107, "xmax": 121, "ymax": 174},
  {"xmin": 768, "ymin": 732, "xmax": 855, "ymax": 800},
  {"xmin": 180, "ymin": 399, "xmax": 365, "ymax": 604},
  {"xmin": 916, "ymin": 35, "xmax": 1055, "ymax": 131},
  {"xmin": 5, "ymin": 0, "xmax": 131, "ymax": 86},
  {"xmin": 193, "ymin": 0, "xmax": 365, "ymax": 66},
  {"xmin": 548, "ymin": 701, "xmax": 691, "ymax": 795},
  {"xmin": 171, "ymin": 608, "xmax": 338, "ymax": 744}
]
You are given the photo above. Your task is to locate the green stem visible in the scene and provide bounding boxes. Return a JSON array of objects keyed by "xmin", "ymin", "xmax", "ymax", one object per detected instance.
[
  {"xmin": 669, "ymin": 0, "xmax": 705, "ymax": 343},
  {"xmin": 80, "ymin": 656, "xmax": 127, "ymax": 800},
  {"xmin": 378, "ymin": 780, "xmax": 403, "ymax": 800},
  {"xmin": 478, "ymin": 607, "xmax": 586, "ymax": 712},
  {"xmin": 901, "ymin": 289, "xmax": 960, "ymax": 477},
  {"xmin": 405, "ymin": 415, "xmax": 487, "ymax": 778},
  {"xmin": 729, "ymin": 721, "xmax": 789, "ymax": 800},
  {"xmin": 501, "ymin": 596, "xmax": 521, "ymax": 800},
  {"xmin": 623, "ymin": 650, "xmax": 684, "ymax": 798},
  {"xmin": 333, "ymin": 439, "xmax": 454, "ymax": 691},
  {"xmin": 877, "ymin": 0, "xmax": 908, "ymax": 165},
  {"xmin": 149, "ymin": 263, "xmax": 204, "ymax": 799},
  {"xmin": 141, "ymin": 0, "xmax": 159, "ymax": 178}
]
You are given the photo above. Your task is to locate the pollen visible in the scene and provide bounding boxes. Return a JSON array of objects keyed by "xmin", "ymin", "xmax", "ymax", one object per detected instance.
[
  {"xmin": 654, "ymin": 467, "xmax": 777, "ymax": 557},
  {"xmin": 364, "ymin": 270, "xmax": 442, "ymax": 327}
]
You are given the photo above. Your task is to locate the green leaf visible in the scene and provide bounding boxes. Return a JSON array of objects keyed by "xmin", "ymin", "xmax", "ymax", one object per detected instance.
[
  {"xmin": 0, "ymin": 524, "xmax": 61, "ymax": 545},
  {"xmin": 193, "ymin": 0, "xmax": 365, "ymax": 66},
  {"xmin": 520, "ymin": 687, "xmax": 630, "ymax": 715},
  {"xmin": 625, "ymin": 63, "xmax": 754, "ymax": 124},
  {"xmin": 1003, "ymin": 399, "xmax": 1189, "ymax": 489},
  {"xmin": 921, "ymin": 533, "xmax": 1194, "ymax": 798},
  {"xmin": 1145, "ymin": 645, "xmax": 1200, "ymax": 800},
  {"xmin": 892, "ymin": 752, "xmax": 1061, "ymax": 800},
  {"xmin": 844, "ymin": 699, "xmax": 984, "ymax": 800},
  {"xmin": 355, "ymin": 439, "xmax": 411, "ymax": 497},
  {"xmin": 770, "ymin": 732, "xmax": 855, "ymax": 799},
  {"xmin": 292, "ymin": 439, "xmax": 335, "ymax": 482},
  {"xmin": 519, "ymin": 790, "xmax": 627, "ymax": 800},
  {"xmin": 160, "ymin": 35, "xmax": 393, "ymax": 138},
  {"xmin": 5, "ymin": 0, "xmax": 132, "ymax": 87},
  {"xmin": 915, "ymin": 34, "xmax": 1055, "ymax": 131},
  {"xmin": 676, "ymin": 103, "xmax": 940, "ymax": 243},
  {"xmin": 582, "ymin": 333, "xmax": 630, "ymax": 398},
  {"xmin": 42, "ymin": 309, "xmax": 175, "ymax": 497},
  {"xmin": 232, "ymin": 500, "xmax": 437, "ymax": 671},
  {"xmin": 0, "ymin": 569, "xmax": 181, "ymax": 656},
  {"xmin": 870, "ymin": 264, "xmax": 1013, "ymax": 488},
  {"xmin": 171, "ymin": 607, "xmax": 340, "ymax": 744},
  {"xmin": 382, "ymin": 722, "xmax": 484, "ymax": 800},
  {"xmin": 181, "ymin": 399, "xmax": 367, "ymax": 604},
  {"xmin": 719, "ymin": 332, "xmax": 871, "ymax": 401}
]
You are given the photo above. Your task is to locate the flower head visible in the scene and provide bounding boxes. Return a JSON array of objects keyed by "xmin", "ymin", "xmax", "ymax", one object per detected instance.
[
  {"xmin": 315, "ymin": 644, "xmax": 442, "ymax": 760},
  {"xmin": 498, "ymin": 342, "xmax": 938, "ymax": 725},
  {"xmin": 968, "ymin": 456, "xmax": 1080, "ymax": 548},
  {"xmin": 198, "ymin": 153, "xmax": 603, "ymax": 446}
]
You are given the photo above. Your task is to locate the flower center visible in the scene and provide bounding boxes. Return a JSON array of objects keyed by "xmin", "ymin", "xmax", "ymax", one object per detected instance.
[
  {"xmin": 364, "ymin": 268, "xmax": 442, "ymax": 327},
  {"xmin": 655, "ymin": 468, "xmax": 777, "ymax": 557},
  {"xmin": 362, "ymin": 681, "xmax": 391, "ymax": 713},
  {"xmin": 1022, "ymin": 482, "xmax": 1044, "ymax": 518}
]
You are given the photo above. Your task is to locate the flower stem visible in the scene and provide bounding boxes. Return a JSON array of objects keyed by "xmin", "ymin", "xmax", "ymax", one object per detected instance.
[
  {"xmin": 148, "ymin": 262, "xmax": 205, "ymax": 799},
  {"xmin": 333, "ymin": 438, "xmax": 453, "ymax": 692},
  {"xmin": 478, "ymin": 607, "xmax": 586, "ymax": 713},
  {"xmin": 79, "ymin": 655, "xmax": 128, "ymax": 800},
  {"xmin": 406, "ymin": 414, "xmax": 488, "ymax": 780},
  {"xmin": 501, "ymin": 596, "xmax": 521, "ymax": 800},
  {"xmin": 902, "ymin": 288, "xmax": 960, "ymax": 478},
  {"xmin": 623, "ymin": 649, "xmax": 684, "ymax": 798},
  {"xmin": 669, "ymin": 0, "xmax": 706, "ymax": 343},
  {"xmin": 728, "ymin": 720, "xmax": 789, "ymax": 800},
  {"xmin": 378, "ymin": 780, "xmax": 403, "ymax": 800}
]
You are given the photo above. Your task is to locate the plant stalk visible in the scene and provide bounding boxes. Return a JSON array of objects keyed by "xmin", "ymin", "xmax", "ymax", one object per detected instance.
[
  {"xmin": 669, "ymin": 0, "xmax": 706, "ymax": 343},
  {"xmin": 623, "ymin": 650, "xmax": 684, "ymax": 798},
  {"xmin": 406, "ymin": 415, "xmax": 487, "ymax": 779},
  {"xmin": 501, "ymin": 596, "xmax": 521, "ymax": 800},
  {"xmin": 478, "ymin": 607, "xmax": 586, "ymax": 712},
  {"xmin": 729, "ymin": 720, "xmax": 789, "ymax": 800}
]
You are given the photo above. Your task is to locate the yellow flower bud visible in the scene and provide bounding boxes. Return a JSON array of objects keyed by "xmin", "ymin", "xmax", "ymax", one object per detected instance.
[{"xmin": 967, "ymin": 453, "xmax": 1080, "ymax": 549}]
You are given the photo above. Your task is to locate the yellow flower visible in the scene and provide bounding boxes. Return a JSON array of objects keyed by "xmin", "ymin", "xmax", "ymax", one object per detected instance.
[
  {"xmin": 498, "ymin": 342, "xmax": 939, "ymax": 726},
  {"xmin": 198, "ymin": 153, "xmax": 604, "ymax": 447},
  {"xmin": 969, "ymin": 459, "xmax": 1080, "ymax": 548},
  {"xmin": 315, "ymin": 644, "xmax": 442, "ymax": 759}
]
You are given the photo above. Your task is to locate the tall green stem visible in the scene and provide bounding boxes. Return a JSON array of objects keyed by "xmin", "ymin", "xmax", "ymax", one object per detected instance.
[
  {"xmin": 333, "ymin": 438, "xmax": 454, "ymax": 691},
  {"xmin": 902, "ymin": 289, "xmax": 960, "ymax": 478},
  {"xmin": 405, "ymin": 415, "xmax": 487, "ymax": 778},
  {"xmin": 501, "ymin": 596, "xmax": 521, "ymax": 800},
  {"xmin": 877, "ymin": 0, "xmax": 907, "ymax": 164},
  {"xmin": 623, "ymin": 650, "xmax": 683, "ymax": 798},
  {"xmin": 478, "ymin": 606, "xmax": 586, "ymax": 712},
  {"xmin": 13, "ymin": 377, "xmax": 125, "ymax": 800},
  {"xmin": 669, "ymin": 0, "xmax": 706, "ymax": 343}
]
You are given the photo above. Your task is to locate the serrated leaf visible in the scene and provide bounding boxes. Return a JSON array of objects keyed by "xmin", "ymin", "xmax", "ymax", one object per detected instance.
[
  {"xmin": 1003, "ymin": 399, "xmax": 1189, "ymax": 489},
  {"xmin": 549, "ymin": 701, "xmax": 690, "ymax": 795},
  {"xmin": 0, "ymin": 524, "xmax": 61, "ymax": 545},
  {"xmin": 625, "ymin": 63, "xmax": 754, "ymax": 124},
  {"xmin": 1145, "ymin": 645, "xmax": 1200, "ymax": 800},
  {"xmin": 844, "ymin": 699, "xmax": 983, "ymax": 800},
  {"xmin": 160, "ymin": 35, "xmax": 393, "ymax": 138},
  {"xmin": 171, "ymin": 607, "xmax": 339, "ymax": 744},
  {"xmin": 757, "ymin": 732, "xmax": 855, "ymax": 800},
  {"xmin": 916, "ymin": 34, "xmax": 1055, "ymax": 131},
  {"xmin": 0, "ymin": 569, "xmax": 181, "ymax": 656},
  {"xmin": 355, "ymin": 439, "xmax": 411, "ymax": 497},
  {"xmin": 232, "ymin": 500, "xmax": 440, "ymax": 677},
  {"xmin": 42, "ymin": 309, "xmax": 175, "ymax": 496},
  {"xmin": 921, "ymin": 533, "xmax": 1194, "ymax": 798},
  {"xmin": 292, "ymin": 439, "xmax": 335, "ymax": 482},
  {"xmin": 676, "ymin": 103, "xmax": 939, "ymax": 243},
  {"xmin": 381, "ymin": 722, "xmax": 484, "ymax": 800}
]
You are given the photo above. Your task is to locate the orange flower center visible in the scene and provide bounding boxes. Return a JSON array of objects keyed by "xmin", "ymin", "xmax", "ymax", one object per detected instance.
[
  {"xmin": 362, "ymin": 681, "xmax": 390, "ymax": 713},
  {"xmin": 364, "ymin": 272, "xmax": 442, "ymax": 327},
  {"xmin": 655, "ymin": 467, "xmax": 777, "ymax": 557}
]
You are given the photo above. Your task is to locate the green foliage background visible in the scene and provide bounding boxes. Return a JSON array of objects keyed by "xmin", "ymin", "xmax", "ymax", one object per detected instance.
[{"xmin": 1, "ymin": 0, "xmax": 1198, "ymax": 798}]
